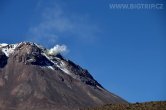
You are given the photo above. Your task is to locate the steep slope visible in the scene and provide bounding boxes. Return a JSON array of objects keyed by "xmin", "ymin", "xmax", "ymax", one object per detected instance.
[{"xmin": 0, "ymin": 42, "xmax": 127, "ymax": 110}]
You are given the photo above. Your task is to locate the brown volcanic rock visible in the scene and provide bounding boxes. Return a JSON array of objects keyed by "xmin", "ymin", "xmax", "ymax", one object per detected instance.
[{"xmin": 0, "ymin": 42, "xmax": 127, "ymax": 110}]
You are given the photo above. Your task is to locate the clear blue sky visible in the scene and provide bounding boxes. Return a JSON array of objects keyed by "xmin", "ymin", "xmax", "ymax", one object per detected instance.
[{"xmin": 0, "ymin": 0, "xmax": 165, "ymax": 103}]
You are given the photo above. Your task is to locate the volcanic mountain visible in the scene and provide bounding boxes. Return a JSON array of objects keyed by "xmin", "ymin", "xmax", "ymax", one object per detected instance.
[{"xmin": 0, "ymin": 42, "xmax": 127, "ymax": 110}]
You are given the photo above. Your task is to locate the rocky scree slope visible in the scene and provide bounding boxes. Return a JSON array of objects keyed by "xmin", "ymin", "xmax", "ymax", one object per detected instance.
[{"xmin": 0, "ymin": 42, "xmax": 127, "ymax": 110}]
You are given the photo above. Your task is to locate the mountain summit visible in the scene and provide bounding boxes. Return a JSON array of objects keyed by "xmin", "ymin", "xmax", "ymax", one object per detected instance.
[{"xmin": 0, "ymin": 42, "xmax": 127, "ymax": 110}]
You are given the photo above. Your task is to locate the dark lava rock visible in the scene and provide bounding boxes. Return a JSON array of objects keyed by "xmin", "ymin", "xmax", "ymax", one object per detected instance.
[{"xmin": 0, "ymin": 50, "xmax": 8, "ymax": 68}]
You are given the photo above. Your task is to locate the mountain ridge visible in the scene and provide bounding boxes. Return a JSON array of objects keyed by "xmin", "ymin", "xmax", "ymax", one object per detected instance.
[{"xmin": 0, "ymin": 42, "xmax": 127, "ymax": 110}]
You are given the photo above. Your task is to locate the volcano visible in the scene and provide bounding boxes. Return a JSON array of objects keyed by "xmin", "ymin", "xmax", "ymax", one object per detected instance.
[{"xmin": 0, "ymin": 42, "xmax": 127, "ymax": 110}]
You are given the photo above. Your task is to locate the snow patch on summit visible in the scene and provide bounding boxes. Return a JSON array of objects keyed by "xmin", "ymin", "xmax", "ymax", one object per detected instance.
[
  {"xmin": 58, "ymin": 61, "xmax": 71, "ymax": 75},
  {"xmin": 0, "ymin": 43, "xmax": 19, "ymax": 57},
  {"xmin": 42, "ymin": 52, "xmax": 71, "ymax": 75},
  {"xmin": 0, "ymin": 43, "xmax": 8, "ymax": 47}
]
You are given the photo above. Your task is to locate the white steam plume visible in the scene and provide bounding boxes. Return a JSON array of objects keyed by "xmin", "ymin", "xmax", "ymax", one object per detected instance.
[{"xmin": 47, "ymin": 45, "xmax": 67, "ymax": 55}]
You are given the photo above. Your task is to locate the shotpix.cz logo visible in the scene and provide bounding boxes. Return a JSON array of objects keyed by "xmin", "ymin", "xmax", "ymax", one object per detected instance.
[{"xmin": 109, "ymin": 3, "xmax": 164, "ymax": 10}]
